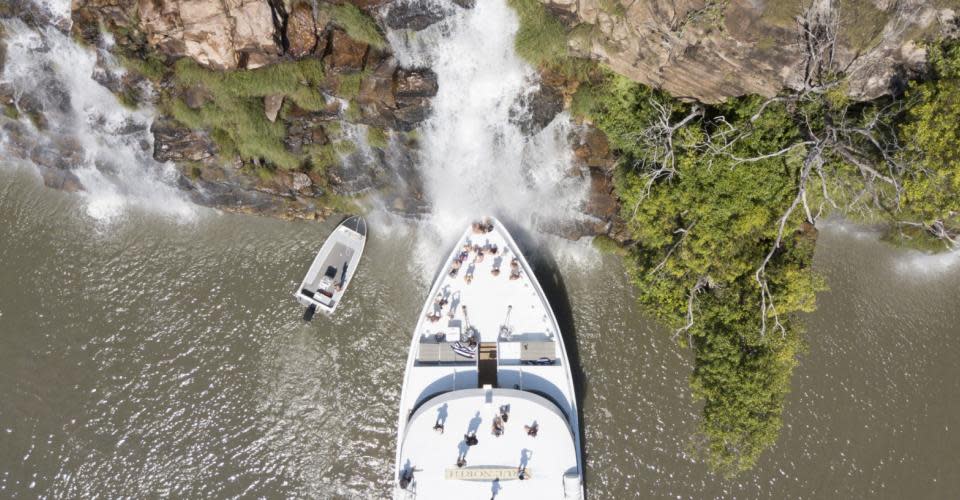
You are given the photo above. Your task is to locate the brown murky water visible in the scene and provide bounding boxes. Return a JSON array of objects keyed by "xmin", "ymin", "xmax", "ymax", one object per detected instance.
[{"xmin": 2, "ymin": 168, "xmax": 959, "ymax": 498}]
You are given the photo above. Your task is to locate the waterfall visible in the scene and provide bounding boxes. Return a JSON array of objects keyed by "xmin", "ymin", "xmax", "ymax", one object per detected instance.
[
  {"xmin": 385, "ymin": 0, "xmax": 591, "ymax": 265},
  {"xmin": 0, "ymin": 2, "xmax": 196, "ymax": 222}
]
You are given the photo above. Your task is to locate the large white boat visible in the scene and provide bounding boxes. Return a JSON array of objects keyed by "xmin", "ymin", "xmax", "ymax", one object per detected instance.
[
  {"xmin": 294, "ymin": 215, "xmax": 366, "ymax": 319},
  {"xmin": 394, "ymin": 218, "xmax": 583, "ymax": 499}
]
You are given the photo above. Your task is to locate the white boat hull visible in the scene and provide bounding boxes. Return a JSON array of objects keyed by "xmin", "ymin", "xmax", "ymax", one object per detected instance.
[
  {"xmin": 294, "ymin": 215, "xmax": 367, "ymax": 317},
  {"xmin": 394, "ymin": 218, "xmax": 583, "ymax": 499}
]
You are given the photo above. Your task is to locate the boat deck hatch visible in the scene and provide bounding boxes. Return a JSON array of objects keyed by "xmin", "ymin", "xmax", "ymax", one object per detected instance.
[{"xmin": 477, "ymin": 342, "xmax": 497, "ymax": 387}]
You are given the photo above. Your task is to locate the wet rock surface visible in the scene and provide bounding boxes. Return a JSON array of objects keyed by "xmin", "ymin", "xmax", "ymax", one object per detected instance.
[
  {"xmin": 283, "ymin": 107, "xmax": 332, "ymax": 153},
  {"xmin": 384, "ymin": 0, "xmax": 450, "ymax": 31},
  {"xmin": 326, "ymin": 29, "xmax": 369, "ymax": 72},
  {"xmin": 151, "ymin": 118, "xmax": 219, "ymax": 164},
  {"xmin": 511, "ymin": 82, "xmax": 564, "ymax": 136}
]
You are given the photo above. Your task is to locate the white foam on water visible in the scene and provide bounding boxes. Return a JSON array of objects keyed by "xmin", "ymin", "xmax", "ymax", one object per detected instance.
[
  {"xmin": 895, "ymin": 248, "xmax": 960, "ymax": 276},
  {"xmin": 386, "ymin": 0, "xmax": 592, "ymax": 277},
  {"xmin": 0, "ymin": 14, "xmax": 197, "ymax": 223}
]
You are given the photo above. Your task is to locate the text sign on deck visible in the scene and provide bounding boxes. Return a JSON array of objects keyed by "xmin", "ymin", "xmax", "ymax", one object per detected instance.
[{"xmin": 444, "ymin": 466, "xmax": 532, "ymax": 481}]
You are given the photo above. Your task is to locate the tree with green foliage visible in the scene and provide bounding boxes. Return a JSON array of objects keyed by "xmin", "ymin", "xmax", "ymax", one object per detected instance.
[
  {"xmin": 582, "ymin": 73, "xmax": 824, "ymax": 475},
  {"xmin": 897, "ymin": 41, "xmax": 960, "ymax": 247},
  {"xmin": 513, "ymin": 0, "xmax": 960, "ymax": 477}
]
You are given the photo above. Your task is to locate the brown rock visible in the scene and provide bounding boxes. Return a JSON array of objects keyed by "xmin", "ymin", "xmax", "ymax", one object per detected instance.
[
  {"xmin": 395, "ymin": 68, "xmax": 439, "ymax": 98},
  {"xmin": 572, "ymin": 125, "xmax": 614, "ymax": 170},
  {"xmin": 137, "ymin": 0, "xmax": 279, "ymax": 70},
  {"xmin": 151, "ymin": 117, "xmax": 218, "ymax": 163},
  {"xmin": 550, "ymin": 0, "xmax": 953, "ymax": 102},
  {"xmin": 584, "ymin": 167, "xmax": 618, "ymax": 220},
  {"xmin": 357, "ymin": 57, "xmax": 398, "ymax": 126},
  {"xmin": 385, "ymin": 0, "xmax": 448, "ymax": 31},
  {"xmin": 41, "ymin": 168, "xmax": 83, "ymax": 192},
  {"xmin": 291, "ymin": 172, "xmax": 312, "ymax": 192},
  {"xmin": 264, "ymin": 94, "xmax": 284, "ymax": 123},
  {"xmin": 286, "ymin": 2, "xmax": 317, "ymax": 59},
  {"xmin": 284, "ymin": 106, "xmax": 332, "ymax": 153},
  {"xmin": 511, "ymin": 82, "xmax": 563, "ymax": 135},
  {"xmin": 326, "ymin": 29, "xmax": 368, "ymax": 73}
]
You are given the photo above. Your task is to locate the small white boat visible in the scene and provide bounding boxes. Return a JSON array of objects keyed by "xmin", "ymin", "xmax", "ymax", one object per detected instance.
[
  {"xmin": 294, "ymin": 215, "xmax": 367, "ymax": 319},
  {"xmin": 394, "ymin": 217, "xmax": 583, "ymax": 499}
]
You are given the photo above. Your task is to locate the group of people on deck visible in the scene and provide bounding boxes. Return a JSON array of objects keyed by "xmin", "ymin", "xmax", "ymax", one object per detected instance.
[
  {"xmin": 454, "ymin": 404, "xmax": 540, "ymax": 472},
  {"xmin": 447, "ymin": 233, "xmax": 524, "ymax": 284}
]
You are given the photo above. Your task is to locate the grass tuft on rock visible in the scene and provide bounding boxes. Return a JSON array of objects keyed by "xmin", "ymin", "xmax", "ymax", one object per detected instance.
[
  {"xmin": 507, "ymin": 0, "xmax": 570, "ymax": 68},
  {"xmin": 366, "ymin": 126, "xmax": 389, "ymax": 149},
  {"xmin": 168, "ymin": 59, "xmax": 328, "ymax": 170},
  {"xmin": 327, "ymin": 3, "xmax": 387, "ymax": 49}
]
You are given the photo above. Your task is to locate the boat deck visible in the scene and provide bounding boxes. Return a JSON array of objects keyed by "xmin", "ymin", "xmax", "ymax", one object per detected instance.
[
  {"xmin": 403, "ymin": 224, "xmax": 573, "ymax": 421},
  {"xmin": 304, "ymin": 242, "xmax": 354, "ymax": 293},
  {"xmin": 295, "ymin": 216, "xmax": 366, "ymax": 314},
  {"xmin": 396, "ymin": 219, "xmax": 582, "ymax": 498},
  {"xmin": 397, "ymin": 389, "xmax": 578, "ymax": 499}
]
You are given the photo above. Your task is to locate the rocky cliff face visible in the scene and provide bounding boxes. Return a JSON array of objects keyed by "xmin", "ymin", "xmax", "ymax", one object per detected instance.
[
  {"xmin": 546, "ymin": 0, "xmax": 959, "ymax": 102},
  {"xmin": 60, "ymin": 0, "xmax": 443, "ymax": 219}
]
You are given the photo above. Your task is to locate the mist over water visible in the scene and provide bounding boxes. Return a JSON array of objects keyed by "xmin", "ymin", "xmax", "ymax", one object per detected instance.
[
  {"xmin": 386, "ymin": 0, "xmax": 590, "ymax": 268},
  {"xmin": 0, "ymin": 6, "xmax": 196, "ymax": 223}
]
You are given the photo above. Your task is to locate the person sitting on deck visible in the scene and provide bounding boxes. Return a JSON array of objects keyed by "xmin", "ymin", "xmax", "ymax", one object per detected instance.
[
  {"xmin": 474, "ymin": 248, "xmax": 485, "ymax": 263},
  {"xmin": 499, "ymin": 405, "xmax": 510, "ymax": 423},
  {"xmin": 465, "ymin": 432, "xmax": 479, "ymax": 446},
  {"xmin": 449, "ymin": 259, "xmax": 461, "ymax": 277},
  {"xmin": 472, "ymin": 222, "xmax": 485, "ymax": 234},
  {"xmin": 399, "ymin": 468, "xmax": 414, "ymax": 489},
  {"xmin": 492, "ymin": 415, "xmax": 504, "ymax": 437},
  {"xmin": 509, "ymin": 258, "xmax": 521, "ymax": 280},
  {"xmin": 524, "ymin": 422, "xmax": 538, "ymax": 437}
]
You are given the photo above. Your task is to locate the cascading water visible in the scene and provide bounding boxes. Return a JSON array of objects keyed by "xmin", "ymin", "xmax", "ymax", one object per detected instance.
[
  {"xmin": 385, "ymin": 0, "xmax": 592, "ymax": 263},
  {"xmin": 0, "ymin": 3, "xmax": 196, "ymax": 222}
]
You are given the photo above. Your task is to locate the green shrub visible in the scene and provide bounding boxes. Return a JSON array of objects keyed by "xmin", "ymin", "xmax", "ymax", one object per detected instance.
[
  {"xmin": 897, "ymin": 40, "xmax": 960, "ymax": 243},
  {"xmin": 593, "ymin": 74, "xmax": 823, "ymax": 476},
  {"xmin": 570, "ymin": 81, "xmax": 600, "ymax": 119},
  {"xmin": 327, "ymin": 3, "xmax": 387, "ymax": 48},
  {"xmin": 507, "ymin": 0, "xmax": 570, "ymax": 69}
]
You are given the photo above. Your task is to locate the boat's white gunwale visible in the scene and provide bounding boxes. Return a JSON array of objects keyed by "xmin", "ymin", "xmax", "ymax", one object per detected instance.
[
  {"xmin": 294, "ymin": 215, "xmax": 366, "ymax": 315},
  {"xmin": 393, "ymin": 218, "xmax": 582, "ymax": 496}
]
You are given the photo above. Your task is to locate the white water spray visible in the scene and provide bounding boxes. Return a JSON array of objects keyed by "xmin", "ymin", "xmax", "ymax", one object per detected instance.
[
  {"xmin": 386, "ymin": 0, "xmax": 591, "ymax": 267},
  {"xmin": 0, "ymin": 4, "xmax": 196, "ymax": 222}
]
